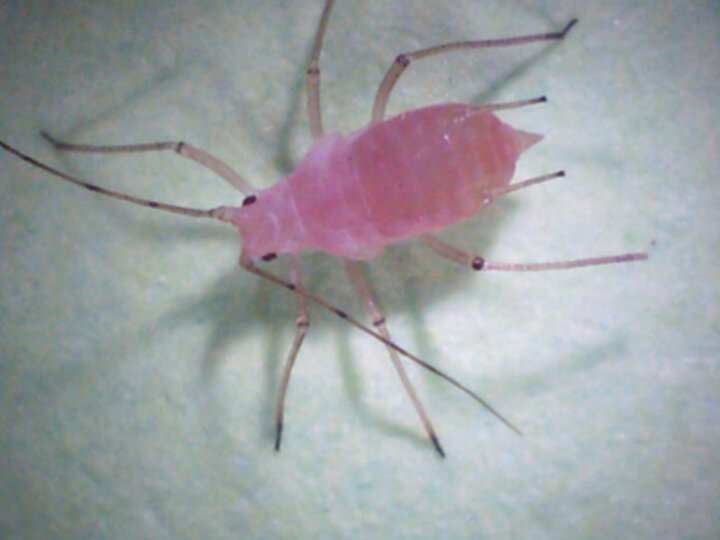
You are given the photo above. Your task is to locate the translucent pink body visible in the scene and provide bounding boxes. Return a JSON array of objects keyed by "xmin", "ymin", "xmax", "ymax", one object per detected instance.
[{"xmin": 221, "ymin": 103, "xmax": 542, "ymax": 260}]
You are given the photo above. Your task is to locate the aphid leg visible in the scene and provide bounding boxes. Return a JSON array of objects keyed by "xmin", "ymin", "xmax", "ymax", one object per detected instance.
[
  {"xmin": 239, "ymin": 251, "xmax": 521, "ymax": 450},
  {"xmin": 372, "ymin": 19, "xmax": 578, "ymax": 122},
  {"xmin": 344, "ymin": 260, "xmax": 445, "ymax": 457},
  {"xmin": 41, "ymin": 132, "xmax": 254, "ymax": 194},
  {"xmin": 306, "ymin": 0, "xmax": 337, "ymax": 140},
  {"xmin": 273, "ymin": 255, "xmax": 310, "ymax": 451},
  {"xmin": 0, "ymin": 139, "xmax": 221, "ymax": 219},
  {"xmin": 421, "ymin": 235, "xmax": 648, "ymax": 272}
]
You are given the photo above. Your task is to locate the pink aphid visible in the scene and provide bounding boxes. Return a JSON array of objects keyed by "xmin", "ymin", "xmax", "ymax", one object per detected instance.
[
  {"xmin": 226, "ymin": 104, "xmax": 542, "ymax": 261},
  {"xmin": 0, "ymin": 0, "xmax": 647, "ymax": 457}
]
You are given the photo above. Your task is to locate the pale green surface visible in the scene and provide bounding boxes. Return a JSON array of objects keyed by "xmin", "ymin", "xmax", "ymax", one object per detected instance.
[{"xmin": 1, "ymin": 1, "xmax": 718, "ymax": 538}]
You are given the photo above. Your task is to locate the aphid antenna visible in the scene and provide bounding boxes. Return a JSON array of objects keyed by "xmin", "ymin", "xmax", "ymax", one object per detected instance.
[{"xmin": 0, "ymin": 139, "xmax": 223, "ymax": 220}]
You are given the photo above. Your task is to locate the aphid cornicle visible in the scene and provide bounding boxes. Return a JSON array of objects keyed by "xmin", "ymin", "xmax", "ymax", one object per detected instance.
[{"xmin": 0, "ymin": 0, "xmax": 647, "ymax": 457}]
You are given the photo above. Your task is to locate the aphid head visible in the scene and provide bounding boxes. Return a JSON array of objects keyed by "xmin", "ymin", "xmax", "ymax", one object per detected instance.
[{"xmin": 215, "ymin": 184, "xmax": 307, "ymax": 261}]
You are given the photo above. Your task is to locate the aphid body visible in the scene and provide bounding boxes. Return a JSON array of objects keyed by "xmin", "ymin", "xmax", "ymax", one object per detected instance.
[
  {"xmin": 228, "ymin": 104, "xmax": 540, "ymax": 260},
  {"xmin": 0, "ymin": 0, "xmax": 647, "ymax": 457}
]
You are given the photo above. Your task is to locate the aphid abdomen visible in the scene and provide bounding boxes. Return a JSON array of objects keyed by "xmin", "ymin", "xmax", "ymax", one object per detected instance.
[{"xmin": 349, "ymin": 103, "xmax": 542, "ymax": 241}]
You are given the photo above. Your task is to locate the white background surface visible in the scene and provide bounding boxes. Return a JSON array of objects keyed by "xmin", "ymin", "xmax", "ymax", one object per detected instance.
[{"xmin": 1, "ymin": 0, "xmax": 717, "ymax": 538}]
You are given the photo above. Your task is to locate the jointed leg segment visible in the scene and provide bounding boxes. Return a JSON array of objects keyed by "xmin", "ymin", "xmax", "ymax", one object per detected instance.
[
  {"xmin": 273, "ymin": 255, "xmax": 310, "ymax": 451},
  {"xmin": 423, "ymin": 169, "xmax": 648, "ymax": 271},
  {"xmin": 422, "ymin": 234, "xmax": 648, "ymax": 272},
  {"xmin": 344, "ymin": 260, "xmax": 445, "ymax": 457},
  {"xmin": 305, "ymin": 0, "xmax": 337, "ymax": 140},
  {"xmin": 305, "ymin": 0, "xmax": 576, "ymax": 133},
  {"xmin": 41, "ymin": 131, "xmax": 254, "ymax": 194},
  {"xmin": 371, "ymin": 19, "xmax": 578, "ymax": 122},
  {"xmin": 239, "ymin": 251, "xmax": 521, "ymax": 454}
]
